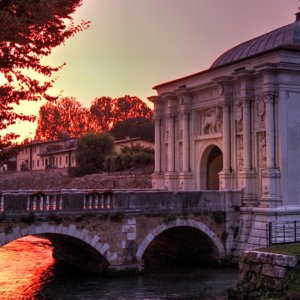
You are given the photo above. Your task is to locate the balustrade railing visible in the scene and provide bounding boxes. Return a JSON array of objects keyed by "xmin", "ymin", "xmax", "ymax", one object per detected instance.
[{"xmin": 0, "ymin": 190, "xmax": 241, "ymax": 216}]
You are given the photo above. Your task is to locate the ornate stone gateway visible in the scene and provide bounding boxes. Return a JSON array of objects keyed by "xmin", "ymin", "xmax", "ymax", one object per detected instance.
[{"xmin": 150, "ymin": 10, "xmax": 300, "ymax": 251}]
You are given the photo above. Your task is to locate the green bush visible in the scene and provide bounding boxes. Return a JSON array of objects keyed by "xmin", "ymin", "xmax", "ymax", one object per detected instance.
[{"xmin": 75, "ymin": 132, "xmax": 114, "ymax": 176}]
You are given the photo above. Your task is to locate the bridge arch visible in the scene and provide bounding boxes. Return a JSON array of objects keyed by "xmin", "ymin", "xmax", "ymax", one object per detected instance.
[
  {"xmin": 199, "ymin": 144, "xmax": 223, "ymax": 190},
  {"xmin": 136, "ymin": 219, "xmax": 225, "ymax": 267},
  {"xmin": 0, "ymin": 223, "xmax": 118, "ymax": 272}
]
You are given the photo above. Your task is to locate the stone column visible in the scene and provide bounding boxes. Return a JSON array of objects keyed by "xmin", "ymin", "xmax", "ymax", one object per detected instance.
[
  {"xmin": 222, "ymin": 103, "xmax": 231, "ymax": 171},
  {"xmin": 261, "ymin": 92, "xmax": 281, "ymax": 206},
  {"xmin": 239, "ymin": 96, "xmax": 257, "ymax": 206},
  {"xmin": 176, "ymin": 87, "xmax": 193, "ymax": 191},
  {"xmin": 154, "ymin": 117, "xmax": 161, "ymax": 173},
  {"xmin": 182, "ymin": 112, "xmax": 190, "ymax": 172},
  {"xmin": 148, "ymin": 95, "xmax": 164, "ymax": 190},
  {"xmin": 167, "ymin": 114, "xmax": 175, "ymax": 172},
  {"xmin": 219, "ymin": 102, "xmax": 234, "ymax": 190}
]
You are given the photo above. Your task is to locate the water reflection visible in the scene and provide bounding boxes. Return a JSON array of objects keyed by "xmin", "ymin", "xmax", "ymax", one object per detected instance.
[
  {"xmin": 0, "ymin": 236, "xmax": 237, "ymax": 299},
  {"xmin": 0, "ymin": 236, "xmax": 54, "ymax": 300}
]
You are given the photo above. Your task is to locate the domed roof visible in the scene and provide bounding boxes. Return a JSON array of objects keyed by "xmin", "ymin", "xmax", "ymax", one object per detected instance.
[{"xmin": 211, "ymin": 14, "xmax": 300, "ymax": 69}]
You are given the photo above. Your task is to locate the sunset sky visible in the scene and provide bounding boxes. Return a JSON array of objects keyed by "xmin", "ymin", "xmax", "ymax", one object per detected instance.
[{"xmin": 7, "ymin": 0, "xmax": 299, "ymax": 140}]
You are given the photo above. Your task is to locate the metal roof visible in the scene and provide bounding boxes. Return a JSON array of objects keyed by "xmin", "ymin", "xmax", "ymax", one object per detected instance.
[{"xmin": 210, "ymin": 14, "xmax": 300, "ymax": 69}]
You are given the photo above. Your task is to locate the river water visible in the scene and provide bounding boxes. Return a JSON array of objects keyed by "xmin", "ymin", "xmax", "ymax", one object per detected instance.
[{"xmin": 0, "ymin": 236, "xmax": 237, "ymax": 299}]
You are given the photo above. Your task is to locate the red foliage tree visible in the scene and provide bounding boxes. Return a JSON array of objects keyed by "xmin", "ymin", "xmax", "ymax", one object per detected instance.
[
  {"xmin": 89, "ymin": 96, "xmax": 113, "ymax": 132},
  {"xmin": 35, "ymin": 95, "xmax": 153, "ymax": 140},
  {"xmin": 0, "ymin": 0, "xmax": 89, "ymax": 145},
  {"xmin": 35, "ymin": 97, "xmax": 92, "ymax": 140},
  {"xmin": 90, "ymin": 95, "xmax": 153, "ymax": 132}
]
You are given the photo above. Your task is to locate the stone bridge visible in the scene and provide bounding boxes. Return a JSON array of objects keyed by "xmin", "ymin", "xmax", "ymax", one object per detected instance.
[{"xmin": 0, "ymin": 189, "xmax": 241, "ymax": 273}]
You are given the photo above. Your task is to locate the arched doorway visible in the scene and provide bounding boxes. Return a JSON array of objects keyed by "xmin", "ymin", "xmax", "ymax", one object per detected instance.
[
  {"xmin": 207, "ymin": 146, "xmax": 223, "ymax": 190},
  {"xmin": 200, "ymin": 145, "xmax": 223, "ymax": 190}
]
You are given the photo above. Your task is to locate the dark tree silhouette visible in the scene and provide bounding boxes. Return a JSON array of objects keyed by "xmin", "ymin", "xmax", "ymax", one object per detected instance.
[
  {"xmin": 110, "ymin": 117, "xmax": 154, "ymax": 142},
  {"xmin": 0, "ymin": 0, "xmax": 89, "ymax": 145},
  {"xmin": 75, "ymin": 132, "xmax": 114, "ymax": 176},
  {"xmin": 35, "ymin": 97, "xmax": 92, "ymax": 140}
]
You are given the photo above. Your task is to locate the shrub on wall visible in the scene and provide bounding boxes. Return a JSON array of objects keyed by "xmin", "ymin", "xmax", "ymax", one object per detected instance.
[{"xmin": 104, "ymin": 144, "xmax": 154, "ymax": 171}]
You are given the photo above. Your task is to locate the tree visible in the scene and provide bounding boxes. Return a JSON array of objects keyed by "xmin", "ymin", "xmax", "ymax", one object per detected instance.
[
  {"xmin": 113, "ymin": 95, "xmax": 153, "ymax": 122},
  {"xmin": 104, "ymin": 143, "xmax": 154, "ymax": 172},
  {"xmin": 75, "ymin": 132, "xmax": 114, "ymax": 176},
  {"xmin": 90, "ymin": 95, "xmax": 153, "ymax": 132},
  {"xmin": 110, "ymin": 117, "xmax": 154, "ymax": 142},
  {"xmin": 35, "ymin": 94, "xmax": 153, "ymax": 140},
  {"xmin": 35, "ymin": 97, "xmax": 92, "ymax": 140},
  {"xmin": 0, "ymin": 0, "xmax": 89, "ymax": 145},
  {"xmin": 89, "ymin": 96, "xmax": 113, "ymax": 132}
]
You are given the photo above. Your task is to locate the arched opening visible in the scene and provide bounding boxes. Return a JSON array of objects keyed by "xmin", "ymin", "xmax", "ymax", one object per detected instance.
[
  {"xmin": 200, "ymin": 145, "xmax": 223, "ymax": 190},
  {"xmin": 206, "ymin": 146, "xmax": 223, "ymax": 190},
  {"xmin": 0, "ymin": 224, "xmax": 113, "ymax": 274},
  {"xmin": 44, "ymin": 234, "xmax": 109, "ymax": 273},
  {"xmin": 142, "ymin": 226, "xmax": 219, "ymax": 271}
]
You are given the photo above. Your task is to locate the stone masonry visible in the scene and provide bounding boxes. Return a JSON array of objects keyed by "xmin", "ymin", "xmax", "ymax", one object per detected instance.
[{"xmin": 239, "ymin": 250, "xmax": 298, "ymax": 290}]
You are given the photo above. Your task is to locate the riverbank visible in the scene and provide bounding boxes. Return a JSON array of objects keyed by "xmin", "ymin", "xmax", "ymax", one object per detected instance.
[
  {"xmin": 229, "ymin": 244, "xmax": 300, "ymax": 300},
  {"xmin": 0, "ymin": 168, "xmax": 153, "ymax": 190}
]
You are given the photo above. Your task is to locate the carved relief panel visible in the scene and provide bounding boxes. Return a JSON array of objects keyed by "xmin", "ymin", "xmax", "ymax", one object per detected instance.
[
  {"xmin": 178, "ymin": 113, "xmax": 183, "ymax": 140},
  {"xmin": 257, "ymin": 132, "xmax": 267, "ymax": 168},
  {"xmin": 236, "ymin": 135, "xmax": 244, "ymax": 170},
  {"xmin": 255, "ymin": 94, "xmax": 266, "ymax": 129},
  {"xmin": 235, "ymin": 98, "xmax": 243, "ymax": 133},
  {"xmin": 200, "ymin": 106, "xmax": 223, "ymax": 135}
]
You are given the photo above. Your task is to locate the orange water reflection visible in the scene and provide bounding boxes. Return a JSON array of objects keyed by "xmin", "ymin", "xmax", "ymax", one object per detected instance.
[{"xmin": 0, "ymin": 236, "xmax": 54, "ymax": 300}]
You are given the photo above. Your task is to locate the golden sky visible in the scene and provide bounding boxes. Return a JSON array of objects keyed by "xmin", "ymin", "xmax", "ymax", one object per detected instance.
[{"xmin": 4, "ymin": 0, "xmax": 299, "ymax": 141}]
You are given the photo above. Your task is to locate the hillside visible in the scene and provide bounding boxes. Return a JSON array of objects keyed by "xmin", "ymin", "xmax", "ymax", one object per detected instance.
[{"xmin": 0, "ymin": 169, "xmax": 153, "ymax": 191}]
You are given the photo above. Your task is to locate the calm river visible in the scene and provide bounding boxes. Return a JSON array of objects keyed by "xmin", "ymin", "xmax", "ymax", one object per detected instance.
[{"xmin": 0, "ymin": 236, "xmax": 237, "ymax": 299}]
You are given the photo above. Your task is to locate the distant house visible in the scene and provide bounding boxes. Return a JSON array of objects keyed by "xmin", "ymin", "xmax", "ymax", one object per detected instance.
[
  {"xmin": 17, "ymin": 139, "xmax": 76, "ymax": 171},
  {"xmin": 16, "ymin": 137, "xmax": 154, "ymax": 172}
]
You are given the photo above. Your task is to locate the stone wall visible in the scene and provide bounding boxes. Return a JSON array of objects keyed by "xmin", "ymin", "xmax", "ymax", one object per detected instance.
[{"xmin": 239, "ymin": 250, "xmax": 297, "ymax": 289}]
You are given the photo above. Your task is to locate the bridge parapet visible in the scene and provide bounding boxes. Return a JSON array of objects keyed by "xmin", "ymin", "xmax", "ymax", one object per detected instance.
[{"xmin": 0, "ymin": 189, "xmax": 241, "ymax": 217}]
